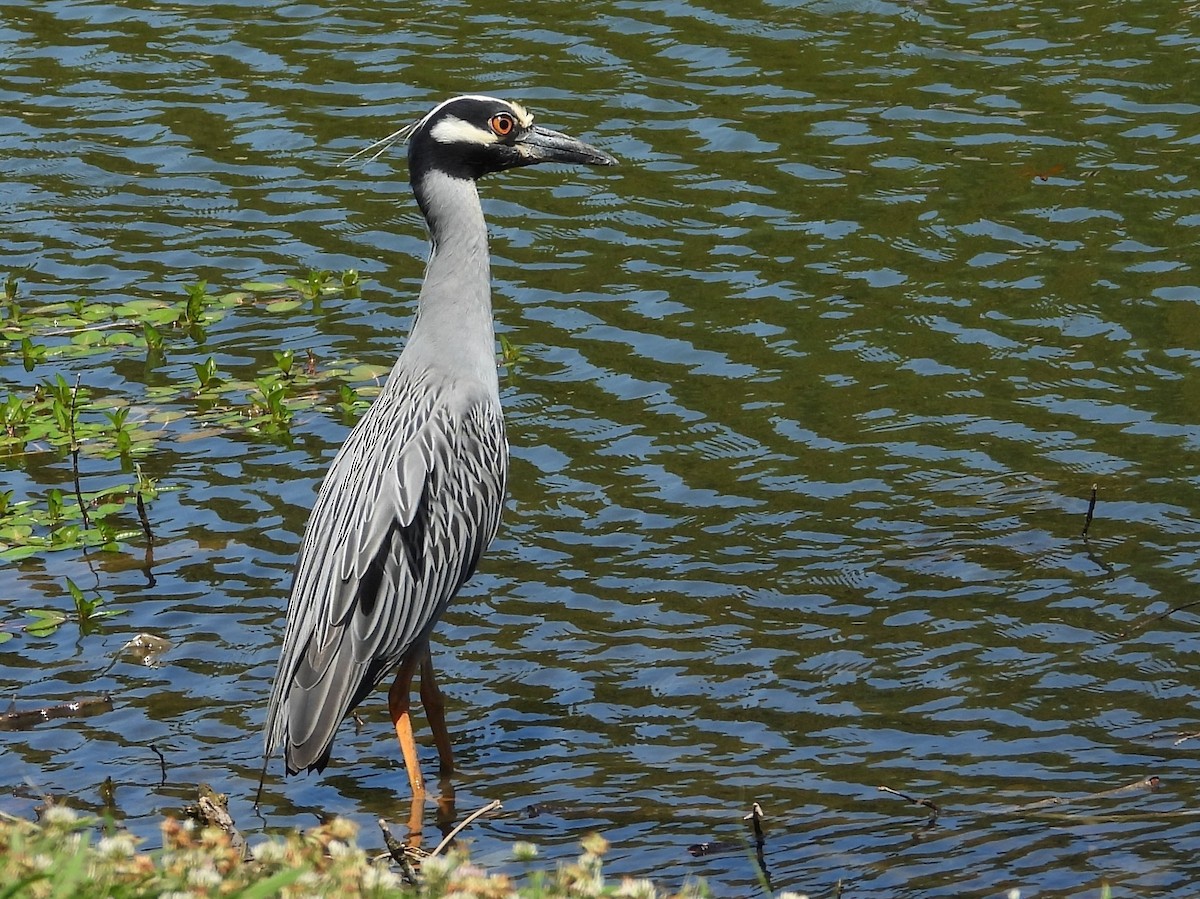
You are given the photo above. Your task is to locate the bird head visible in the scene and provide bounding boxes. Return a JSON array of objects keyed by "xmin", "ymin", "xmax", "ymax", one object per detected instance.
[
  {"xmin": 409, "ymin": 95, "xmax": 617, "ymax": 180},
  {"xmin": 346, "ymin": 95, "xmax": 617, "ymax": 181}
]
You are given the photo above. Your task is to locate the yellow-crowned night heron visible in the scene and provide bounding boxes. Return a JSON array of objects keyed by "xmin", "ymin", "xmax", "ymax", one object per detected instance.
[{"xmin": 262, "ymin": 95, "xmax": 616, "ymax": 796}]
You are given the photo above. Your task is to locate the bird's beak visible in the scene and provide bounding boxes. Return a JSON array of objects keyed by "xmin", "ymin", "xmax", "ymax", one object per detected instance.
[{"xmin": 516, "ymin": 125, "xmax": 618, "ymax": 167}]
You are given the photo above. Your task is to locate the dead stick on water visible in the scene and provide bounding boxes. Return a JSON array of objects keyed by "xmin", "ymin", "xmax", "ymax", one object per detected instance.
[
  {"xmin": 44, "ymin": 320, "xmax": 143, "ymax": 337},
  {"xmin": 1115, "ymin": 597, "xmax": 1200, "ymax": 640},
  {"xmin": 1092, "ymin": 774, "xmax": 1160, "ymax": 799},
  {"xmin": 136, "ymin": 490, "xmax": 153, "ymax": 545},
  {"xmin": 1081, "ymin": 483, "xmax": 1097, "ymax": 538},
  {"xmin": 0, "ymin": 695, "xmax": 113, "ymax": 732},
  {"xmin": 429, "ymin": 799, "xmax": 502, "ymax": 858},
  {"xmin": 743, "ymin": 801, "xmax": 766, "ymax": 841},
  {"xmin": 1003, "ymin": 774, "xmax": 1159, "ymax": 813},
  {"xmin": 377, "ymin": 818, "xmax": 420, "ymax": 884},
  {"xmin": 149, "ymin": 743, "xmax": 167, "ymax": 786},
  {"xmin": 744, "ymin": 802, "xmax": 770, "ymax": 890},
  {"xmin": 69, "ymin": 375, "xmax": 89, "ymax": 529},
  {"xmin": 879, "ymin": 785, "xmax": 940, "ymax": 816}
]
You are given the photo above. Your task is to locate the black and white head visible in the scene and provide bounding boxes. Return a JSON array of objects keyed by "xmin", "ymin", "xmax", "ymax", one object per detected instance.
[{"xmin": 348, "ymin": 94, "xmax": 617, "ymax": 183}]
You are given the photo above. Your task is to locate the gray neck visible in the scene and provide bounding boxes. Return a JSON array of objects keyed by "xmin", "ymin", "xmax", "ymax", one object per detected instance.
[{"xmin": 399, "ymin": 170, "xmax": 499, "ymax": 395}]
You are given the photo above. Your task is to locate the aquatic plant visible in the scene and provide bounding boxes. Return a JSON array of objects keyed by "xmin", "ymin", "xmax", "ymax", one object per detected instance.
[
  {"xmin": 21, "ymin": 577, "xmax": 127, "ymax": 639},
  {"xmin": 0, "ymin": 272, "xmax": 379, "ymax": 565},
  {"xmin": 0, "ymin": 270, "xmax": 383, "ymax": 654}
]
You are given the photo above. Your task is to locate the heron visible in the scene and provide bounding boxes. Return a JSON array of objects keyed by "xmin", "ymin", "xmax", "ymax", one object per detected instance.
[{"xmin": 260, "ymin": 95, "xmax": 617, "ymax": 799}]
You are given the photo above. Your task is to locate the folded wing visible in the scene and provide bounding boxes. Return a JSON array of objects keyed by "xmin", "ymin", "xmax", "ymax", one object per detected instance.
[{"xmin": 263, "ymin": 370, "xmax": 507, "ymax": 773}]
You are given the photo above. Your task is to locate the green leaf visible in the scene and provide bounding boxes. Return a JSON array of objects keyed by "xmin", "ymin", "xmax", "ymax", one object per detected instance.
[
  {"xmin": 66, "ymin": 577, "xmax": 86, "ymax": 607},
  {"xmin": 24, "ymin": 608, "xmax": 66, "ymax": 637},
  {"xmin": 105, "ymin": 331, "xmax": 138, "ymax": 347},
  {"xmin": 69, "ymin": 331, "xmax": 105, "ymax": 348},
  {"xmin": 0, "ymin": 545, "xmax": 41, "ymax": 563},
  {"xmin": 347, "ymin": 364, "xmax": 389, "ymax": 382},
  {"xmin": 193, "ymin": 357, "xmax": 220, "ymax": 388},
  {"xmin": 238, "ymin": 281, "xmax": 289, "ymax": 293},
  {"xmin": 0, "ymin": 524, "xmax": 35, "ymax": 543},
  {"xmin": 262, "ymin": 298, "xmax": 301, "ymax": 313},
  {"xmin": 142, "ymin": 321, "xmax": 164, "ymax": 352}
]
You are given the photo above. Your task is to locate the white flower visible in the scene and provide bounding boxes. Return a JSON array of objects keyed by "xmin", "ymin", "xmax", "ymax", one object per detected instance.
[
  {"xmin": 615, "ymin": 877, "xmax": 657, "ymax": 898},
  {"xmin": 420, "ymin": 855, "xmax": 454, "ymax": 880},
  {"xmin": 41, "ymin": 805, "xmax": 78, "ymax": 827},
  {"xmin": 512, "ymin": 841, "xmax": 539, "ymax": 861},
  {"xmin": 95, "ymin": 834, "xmax": 137, "ymax": 857},
  {"xmin": 187, "ymin": 865, "xmax": 222, "ymax": 889},
  {"xmin": 251, "ymin": 840, "xmax": 288, "ymax": 865},
  {"xmin": 360, "ymin": 862, "xmax": 403, "ymax": 890}
]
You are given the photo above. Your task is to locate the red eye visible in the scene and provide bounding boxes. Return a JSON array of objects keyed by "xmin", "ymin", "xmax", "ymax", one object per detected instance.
[{"xmin": 489, "ymin": 113, "xmax": 515, "ymax": 137}]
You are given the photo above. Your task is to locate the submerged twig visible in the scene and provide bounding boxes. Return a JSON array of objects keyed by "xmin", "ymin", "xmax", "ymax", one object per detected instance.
[
  {"xmin": 744, "ymin": 802, "xmax": 771, "ymax": 892},
  {"xmin": 1081, "ymin": 483, "xmax": 1098, "ymax": 538},
  {"xmin": 136, "ymin": 490, "xmax": 154, "ymax": 545},
  {"xmin": 149, "ymin": 743, "xmax": 167, "ymax": 786},
  {"xmin": 0, "ymin": 694, "xmax": 112, "ymax": 732},
  {"xmin": 43, "ymin": 320, "xmax": 143, "ymax": 337},
  {"xmin": 688, "ymin": 802, "xmax": 772, "ymax": 862},
  {"xmin": 879, "ymin": 784, "xmax": 940, "ymax": 819},
  {"xmin": 1094, "ymin": 775, "xmax": 1160, "ymax": 798},
  {"xmin": 1002, "ymin": 774, "xmax": 1160, "ymax": 814},
  {"xmin": 429, "ymin": 799, "xmax": 502, "ymax": 859},
  {"xmin": 743, "ymin": 802, "xmax": 766, "ymax": 840},
  {"xmin": 69, "ymin": 375, "xmax": 89, "ymax": 529},
  {"xmin": 1114, "ymin": 598, "xmax": 1200, "ymax": 640}
]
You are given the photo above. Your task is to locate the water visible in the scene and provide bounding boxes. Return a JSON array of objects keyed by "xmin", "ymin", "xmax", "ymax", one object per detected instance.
[{"xmin": 3, "ymin": 0, "xmax": 1200, "ymax": 894}]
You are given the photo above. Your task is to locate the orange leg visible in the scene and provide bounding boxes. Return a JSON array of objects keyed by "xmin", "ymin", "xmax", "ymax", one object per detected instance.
[
  {"xmin": 418, "ymin": 647, "xmax": 455, "ymax": 777},
  {"xmin": 388, "ymin": 651, "xmax": 426, "ymax": 797}
]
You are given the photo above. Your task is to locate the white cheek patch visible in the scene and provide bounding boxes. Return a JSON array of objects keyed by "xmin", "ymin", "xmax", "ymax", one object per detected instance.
[{"xmin": 430, "ymin": 115, "xmax": 497, "ymax": 146}]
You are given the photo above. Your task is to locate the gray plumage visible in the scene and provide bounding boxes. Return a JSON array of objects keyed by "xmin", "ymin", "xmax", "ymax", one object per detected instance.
[{"xmin": 262, "ymin": 95, "xmax": 616, "ymax": 781}]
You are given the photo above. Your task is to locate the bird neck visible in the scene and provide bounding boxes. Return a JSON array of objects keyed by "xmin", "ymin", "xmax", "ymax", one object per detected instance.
[{"xmin": 402, "ymin": 170, "xmax": 499, "ymax": 393}]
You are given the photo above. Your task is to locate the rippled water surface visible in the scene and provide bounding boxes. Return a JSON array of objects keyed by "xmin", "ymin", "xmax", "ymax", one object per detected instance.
[{"xmin": 3, "ymin": 1, "xmax": 1200, "ymax": 895}]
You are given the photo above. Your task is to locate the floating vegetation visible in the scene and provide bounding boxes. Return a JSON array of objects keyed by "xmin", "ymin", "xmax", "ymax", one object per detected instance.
[
  {"xmin": 0, "ymin": 271, "xmax": 382, "ymax": 568},
  {"xmin": 0, "ymin": 270, "xmax": 371, "ymax": 373},
  {"xmin": 0, "ymin": 270, "xmax": 395, "ymax": 652},
  {"xmin": 21, "ymin": 577, "xmax": 128, "ymax": 639},
  {"xmin": 0, "ymin": 472, "xmax": 163, "ymax": 562}
]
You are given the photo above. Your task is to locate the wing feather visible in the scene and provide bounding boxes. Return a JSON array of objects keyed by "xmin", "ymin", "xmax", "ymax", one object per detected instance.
[{"xmin": 263, "ymin": 367, "xmax": 507, "ymax": 773}]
